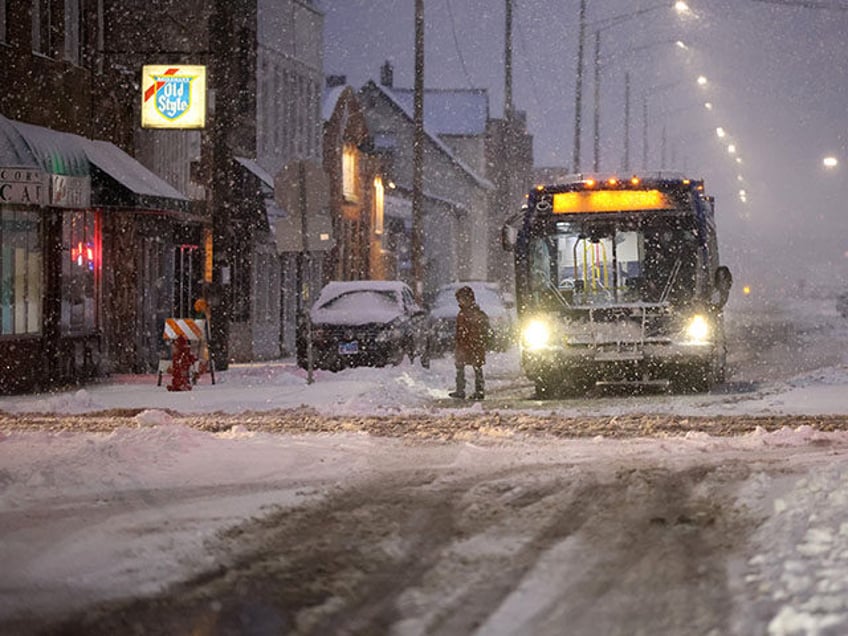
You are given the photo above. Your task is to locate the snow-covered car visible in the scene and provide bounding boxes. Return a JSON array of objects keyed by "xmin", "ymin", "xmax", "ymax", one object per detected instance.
[
  {"xmin": 429, "ymin": 281, "xmax": 516, "ymax": 355},
  {"xmin": 297, "ymin": 280, "xmax": 430, "ymax": 371}
]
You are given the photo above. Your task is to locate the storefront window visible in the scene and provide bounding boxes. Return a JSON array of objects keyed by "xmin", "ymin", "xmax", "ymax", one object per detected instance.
[
  {"xmin": 0, "ymin": 208, "xmax": 42, "ymax": 335},
  {"xmin": 61, "ymin": 210, "xmax": 100, "ymax": 333}
]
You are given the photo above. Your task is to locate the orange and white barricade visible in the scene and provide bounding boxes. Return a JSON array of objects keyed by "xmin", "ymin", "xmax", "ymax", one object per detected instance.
[{"xmin": 157, "ymin": 317, "xmax": 216, "ymax": 386}]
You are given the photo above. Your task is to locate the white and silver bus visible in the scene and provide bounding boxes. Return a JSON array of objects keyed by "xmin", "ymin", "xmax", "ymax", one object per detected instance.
[{"xmin": 504, "ymin": 173, "xmax": 733, "ymax": 398}]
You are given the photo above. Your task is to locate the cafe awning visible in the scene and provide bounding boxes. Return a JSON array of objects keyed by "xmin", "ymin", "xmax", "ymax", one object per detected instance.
[
  {"xmin": 4, "ymin": 116, "xmax": 189, "ymax": 213},
  {"xmin": 81, "ymin": 139, "xmax": 189, "ymax": 212},
  {"xmin": 10, "ymin": 119, "xmax": 89, "ymax": 177},
  {"xmin": 0, "ymin": 116, "xmax": 42, "ymax": 170}
]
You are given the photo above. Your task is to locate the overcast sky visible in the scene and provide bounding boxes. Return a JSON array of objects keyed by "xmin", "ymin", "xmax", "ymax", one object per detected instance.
[{"xmin": 321, "ymin": 0, "xmax": 848, "ymax": 291}]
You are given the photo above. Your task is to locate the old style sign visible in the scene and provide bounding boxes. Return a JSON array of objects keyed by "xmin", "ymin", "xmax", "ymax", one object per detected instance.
[{"xmin": 141, "ymin": 65, "xmax": 207, "ymax": 129}]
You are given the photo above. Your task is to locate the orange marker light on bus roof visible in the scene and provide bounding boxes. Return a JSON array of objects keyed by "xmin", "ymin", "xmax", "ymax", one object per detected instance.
[
  {"xmin": 585, "ymin": 178, "xmax": 596, "ymax": 188},
  {"xmin": 630, "ymin": 176, "xmax": 641, "ymax": 186},
  {"xmin": 607, "ymin": 178, "xmax": 618, "ymax": 186}
]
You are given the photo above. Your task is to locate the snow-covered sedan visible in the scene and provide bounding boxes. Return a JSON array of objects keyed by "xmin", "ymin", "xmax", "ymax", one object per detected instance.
[{"xmin": 297, "ymin": 280, "xmax": 430, "ymax": 371}]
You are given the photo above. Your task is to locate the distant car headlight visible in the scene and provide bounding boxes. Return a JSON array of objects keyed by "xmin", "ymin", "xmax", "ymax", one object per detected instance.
[
  {"xmin": 522, "ymin": 318, "xmax": 552, "ymax": 350},
  {"xmin": 682, "ymin": 314, "xmax": 712, "ymax": 345}
]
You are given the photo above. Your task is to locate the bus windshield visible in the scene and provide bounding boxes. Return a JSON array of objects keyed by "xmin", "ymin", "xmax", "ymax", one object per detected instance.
[{"xmin": 527, "ymin": 215, "xmax": 699, "ymax": 308}]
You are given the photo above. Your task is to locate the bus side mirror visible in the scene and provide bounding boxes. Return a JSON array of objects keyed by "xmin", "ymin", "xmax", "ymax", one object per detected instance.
[
  {"xmin": 501, "ymin": 224, "xmax": 517, "ymax": 251},
  {"xmin": 714, "ymin": 266, "xmax": 733, "ymax": 309}
]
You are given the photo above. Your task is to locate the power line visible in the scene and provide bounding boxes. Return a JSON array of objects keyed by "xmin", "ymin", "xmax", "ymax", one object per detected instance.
[
  {"xmin": 750, "ymin": 0, "xmax": 848, "ymax": 10},
  {"xmin": 444, "ymin": 0, "xmax": 475, "ymax": 87},
  {"xmin": 512, "ymin": 1, "xmax": 545, "ymax": 114}
]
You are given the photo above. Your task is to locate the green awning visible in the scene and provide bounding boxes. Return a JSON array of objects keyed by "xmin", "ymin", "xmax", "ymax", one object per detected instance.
[
  {"xmin": 3, "ymin": 116, "xmax": 189, "ymax": 213},
  {"xmin": 9, "ymin": 120, "xmax": 90, "ymax": 177},
  {"xmin": 0, "ymin": 115, "xmax": 42, "ymax": 169}
]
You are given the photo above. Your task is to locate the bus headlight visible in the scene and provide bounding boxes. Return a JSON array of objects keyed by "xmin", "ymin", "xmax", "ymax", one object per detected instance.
[
  {"xmin": 683, "ymin": 314, "xmax": 712, "ymax": 344},
  {"xmin": 522, "ymin": 318, "xmax": 552, "ymax": 350}
]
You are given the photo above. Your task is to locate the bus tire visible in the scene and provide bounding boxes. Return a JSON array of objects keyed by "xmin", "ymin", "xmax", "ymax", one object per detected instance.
[
  {"xmin": 560, "ymin": 374, "xmax": 590, "ymax": 398},
  {"xmin": 534, "ymin": 375, "xmax": 559, "ymax": 399},
  {"xmin": 672, "ymin": 362, "xmax": 714, "ymax": 394}
]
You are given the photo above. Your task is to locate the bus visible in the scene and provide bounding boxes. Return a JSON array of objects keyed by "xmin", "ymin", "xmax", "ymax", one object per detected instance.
[{"xmin": 503, "ymin": 173, "xmax": 733, "ymax": 397}]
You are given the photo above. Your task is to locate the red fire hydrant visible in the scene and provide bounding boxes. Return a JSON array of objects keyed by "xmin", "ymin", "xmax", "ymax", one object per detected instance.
[{"xmin": 167, "ymin": 335, "xmax": 196, "ymax": 392}]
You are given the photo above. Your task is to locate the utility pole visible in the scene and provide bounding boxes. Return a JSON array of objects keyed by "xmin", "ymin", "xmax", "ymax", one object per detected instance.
[
  {"xmin": 572, "ymin": 0, "xmax": 586, "ymax": 173},
  {"xmin": 208, "ymin": 0, "xmax": 238, "ymax": 370},
  {"xmin": 412, "ymin": 0, "xmax": 425, "ymax": 302},
  {"xmin": 642, "ymin": 95, "xmax": 649, "ymax": 169},
  {"xmin": 505, "ymin": 0, "xmax": 514, "ymax": 119},
  {"xmin": 592, "ymin": 30, "xmax": 601, "ymax": 172},
  {"xmin": 623, "ymin": 71, "xmax": 631, "ymax": 173}
]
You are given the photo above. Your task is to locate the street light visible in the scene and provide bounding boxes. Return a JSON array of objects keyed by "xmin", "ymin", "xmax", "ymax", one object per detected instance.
[
  {"xmin": 823, "ymin": 156, "xmax": 839, "ymax": 168},
  {"xmin": 574, "ymin": 0, "xmax": 696, "ymax": 172},
  {"xmin": 592, "ymin": 36, "xmax": 690, "ymax": 171},
  {"xmin": 633, "ymin": 75, "xmax": 700, "ymax": 170}
]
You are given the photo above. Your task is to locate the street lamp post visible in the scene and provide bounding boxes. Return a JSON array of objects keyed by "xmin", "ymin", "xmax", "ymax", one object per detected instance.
[
  {"xmin": 635, "ymin": 75, "xmax": 704, "ymax": 170},
  {"xmin": 579, "ymin": 1, "xmax": 694, "ymax": 173},
  {"xmin": 594, "ymin": 36, "xmax": 689, "ymax": 172},
  {"xmin": 412, "ymin": 0, "xmax": 424, "ymax": 303},
  {"xmin": 573, "ymin": 0, "xmax": 587, "ymax": 172}
]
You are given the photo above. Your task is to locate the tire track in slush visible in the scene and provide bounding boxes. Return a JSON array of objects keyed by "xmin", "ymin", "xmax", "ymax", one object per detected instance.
[{"xmin": 58, "ymin": 460, "xmax": 757, "ymax": 635}]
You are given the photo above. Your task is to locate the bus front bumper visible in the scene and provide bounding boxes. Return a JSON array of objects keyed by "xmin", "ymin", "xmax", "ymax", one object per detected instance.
[{"xmin": 521, "ymin": 341, "xmax": 717, "ymax": 383}]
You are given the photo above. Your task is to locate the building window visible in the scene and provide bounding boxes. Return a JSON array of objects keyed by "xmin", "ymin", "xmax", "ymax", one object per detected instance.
[
  {"xmin": 1, "ymin": 0, "xmax": 7, "ymax": 44},
  {"xmin": 32, "ymin": 0, "xmax": 55, "ymax": 57},
  {"xmin": 61, "ymin": 210, "xmax": 100, "ymax": 334},
  {"xmin": 342, "ymin": 145, "xmax": 357, "ymax": 202},
  {"xmin": 63, "ymin": 0, "xmax": 80, "ymax": 63},
  {"xmin": 373, "ymin": 176, "xmax": 384, "ymax": 236},
  {"xmin": 0, "ymin": 209, "xmax": 42, "ymax": 335}
]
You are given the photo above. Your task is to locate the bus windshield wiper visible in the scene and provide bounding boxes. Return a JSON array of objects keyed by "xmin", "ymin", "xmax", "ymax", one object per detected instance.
[
  {"xmin": 546, "ymin": 278, "xmax": 572, "ymax": 309},
  {"xmin": 660, "ymin": 258, "xmax": 682, "ymax": 303}
]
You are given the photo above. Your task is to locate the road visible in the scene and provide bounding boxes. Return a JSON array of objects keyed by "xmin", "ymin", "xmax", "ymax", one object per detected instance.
[{"xmin": 6, "ymin": 301, "xmax": 848, "ymax": 636}]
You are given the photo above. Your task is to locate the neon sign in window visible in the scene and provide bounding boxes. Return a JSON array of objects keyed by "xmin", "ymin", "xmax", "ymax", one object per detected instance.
[{"xmin": 61, "ymin": 210, "xmax": 100, "ymax": 333}]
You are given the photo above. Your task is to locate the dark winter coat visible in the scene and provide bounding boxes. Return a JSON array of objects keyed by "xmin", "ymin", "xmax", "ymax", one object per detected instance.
[{"xmin": 455, "ymin": 301, "xmax": 489, "ymax": 368}]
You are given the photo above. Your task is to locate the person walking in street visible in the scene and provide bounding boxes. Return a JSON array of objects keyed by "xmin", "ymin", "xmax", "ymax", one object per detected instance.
[{"xmin": 449, "ymin": 286, "xmax": 490, "ymax": 400}]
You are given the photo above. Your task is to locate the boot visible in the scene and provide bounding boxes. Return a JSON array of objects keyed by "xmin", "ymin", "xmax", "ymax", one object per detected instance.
[
  {"xmin": 450, "ymin": 366, "xmax": 466, "ymax": 398},
  {"xmin": 470, "ymin": 367, "xmax": 485, "ymax": 400}
]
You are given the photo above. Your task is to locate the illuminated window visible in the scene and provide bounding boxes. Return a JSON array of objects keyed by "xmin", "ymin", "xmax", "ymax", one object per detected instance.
[
  {"xmin": 61, "ymin": 210, "xmax": 100, "ymax": 333},
  {"xmin": 373, "ymin": 176, "xmax": 384, "ymax": 235},
  {"xmin": 0, "ymin": 209, "xmax": 42, "ymax": 335},
  {"xmin": 342, "ymin": 144, "xmax": 357, "ymax": 201}
]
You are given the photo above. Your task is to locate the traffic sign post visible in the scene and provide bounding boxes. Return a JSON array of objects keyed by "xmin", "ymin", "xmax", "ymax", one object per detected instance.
[{"xmin": 274, "ymin": 160, "xmax": 333, "ymax": 384}]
